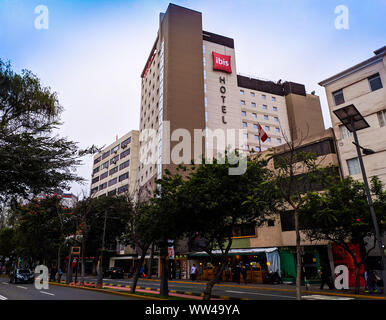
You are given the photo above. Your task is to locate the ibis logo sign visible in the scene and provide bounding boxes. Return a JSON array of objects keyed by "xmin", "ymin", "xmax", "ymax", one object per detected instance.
[{"xmin": 212, "ymin": 52, "xmax": 232, "ymax": 74}]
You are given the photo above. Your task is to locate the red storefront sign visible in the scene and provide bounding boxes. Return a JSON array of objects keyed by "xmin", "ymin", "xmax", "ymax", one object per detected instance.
[
  {"xmin": 332, "ymin": 243, "xmax": 365, "ymax": 287},
  {"xmin": 212, "ymin": 52, "xmax": 232, "ymax": 74}
]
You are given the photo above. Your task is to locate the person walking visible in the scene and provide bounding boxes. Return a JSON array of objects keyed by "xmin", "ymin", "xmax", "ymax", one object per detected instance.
[
  {"xmin": 365, "ymin": 270, "xmax": 381, "ymax": 293},
  {"xmin": 319, "ymin": 265, "xmax": 333, "ymax": 290},
  {"xmin": 240, "ymin": 262, "xmax": 247, "ymax": 284},
  {"xmin": 190, "ymin": 264, "xmax": 197, "ymax": 281},
  {"xmin": 235, "ymin": 263, "xmax": 241, "ymax": 284}
]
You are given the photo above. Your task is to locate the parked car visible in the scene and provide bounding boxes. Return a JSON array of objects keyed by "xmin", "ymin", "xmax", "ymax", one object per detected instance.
[
  {"xmin": 9, "ymin": 268, "xmax": 35, "ymax": 284},
  {"xmin": 103, "ymin": 267, "xmax": 124, "ymax": 279}
]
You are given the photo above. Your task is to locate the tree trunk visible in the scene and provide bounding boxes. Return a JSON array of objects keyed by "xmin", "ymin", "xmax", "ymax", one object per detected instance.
[
  {"xmin": 295, "ymin": 209, "xmax": 302, "ymax": 300},
  {"xmin": 148, "ymin": 243, "xmax": 154, "ymax": 279},
  {"xmin": 57, "ymin": 246, "xmax": 61, "ymax": 282},
  {"xmin": 160, "ymin": 245, "xmax": 169, "ymax": 297},
  {"xmin": 203, "ymin": 262, "xmax": 226, "ymax": 301},
  {"xmin": 131, "ymin": 245, "xmax": 150, "ymax": 293},
  {"xmin": 354, "ymin": 264, "xmax": 361, "ymax": 294}
]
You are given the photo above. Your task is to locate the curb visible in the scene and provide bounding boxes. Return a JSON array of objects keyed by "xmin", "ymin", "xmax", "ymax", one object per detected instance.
[{"xmin": 49, "ymin": 281, "xmax": 166, "ymax": 300}]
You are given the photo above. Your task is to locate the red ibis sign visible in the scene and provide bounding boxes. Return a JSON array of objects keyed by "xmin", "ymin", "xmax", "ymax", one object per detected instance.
[{"xmin": 212, "ymin": 52, "xmax": 232, "ymax": 74}]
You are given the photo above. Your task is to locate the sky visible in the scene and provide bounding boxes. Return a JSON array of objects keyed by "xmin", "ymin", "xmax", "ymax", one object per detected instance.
[{"xmin": 1, "ymin": 0, "xmax": 385, "ymax": 197}]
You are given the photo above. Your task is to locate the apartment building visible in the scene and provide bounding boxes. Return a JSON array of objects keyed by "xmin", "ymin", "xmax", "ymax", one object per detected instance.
[
  {"xmin": 137, "ymin": 3, "xmax": 325, "ymax": 201},
  {"xmin": 319, "ymin": 46, "xmax": 386, "ymax": 186},
  {"xmin": 90, "ymin": 131, "xmax": 139, "ymax": 198}
]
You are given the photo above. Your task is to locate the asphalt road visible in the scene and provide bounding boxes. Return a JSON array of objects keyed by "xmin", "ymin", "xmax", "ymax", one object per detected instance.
[
  {"xmin": 0, "ymin": 280, "xmax": 141, "ymax": 300},
  {"xmin": 78, "ymin": 276, "xmax": 358, "ymax": 300}
]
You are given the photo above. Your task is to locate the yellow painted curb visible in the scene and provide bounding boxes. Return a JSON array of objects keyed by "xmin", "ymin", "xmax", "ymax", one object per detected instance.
[
  {"xmin": 145, "ymin": 287, "xmax": 151, "ymax": 290},
  {"xmin": 219, "ymin": 296, "xmax": 230, "ymax": 300},
  {"xmin": 184, "ymin": 291, "xmax": 193, "ymax": 295},
  {"xmin": 170, "ymin": 290, "xmax": 176, "ymax": 293},
  {"xmin": 48, "ymin": 281, "xmax": 165, "ymax": 301}
]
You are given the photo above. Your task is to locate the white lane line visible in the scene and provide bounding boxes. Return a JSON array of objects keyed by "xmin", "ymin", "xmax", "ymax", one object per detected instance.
[
  {"xmin": 0, "ymin": 294, "xmax": 8, "ymax": 300},
  {"xmin": 302, "ymin": 295, "xmax": 354, "ymax": 300},
  {"xmin": 40, "ymin": 291, "xmax": 55, "ymax": 296},
  {"xmin": 226, "ymin": 290, "xmax": 296, "ymax": 299},
  {"xmin": 1, "ymin": 282, "xmax": 9, "ymax": 285},
  {"xmin": 16, "ymin": 286, "xmax": 28, "ymax": 290}
]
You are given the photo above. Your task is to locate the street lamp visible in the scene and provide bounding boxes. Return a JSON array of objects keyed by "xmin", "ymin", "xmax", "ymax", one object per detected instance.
[{"xmin": 333, "ymin": 104, "xmax": 386, "ymax": 295}]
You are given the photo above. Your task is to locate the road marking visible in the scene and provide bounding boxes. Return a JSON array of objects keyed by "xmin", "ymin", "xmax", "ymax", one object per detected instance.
[
  {"xmin": 226, "ymin": 290, "xmax": 296, "ymax": 299},
  {"xmin": 302, "ymin": 295, "xmax": 354, "ymax": 300},
  {"xmin": 1, "ymin": 282, "xmax": 9, "ymax": 285},
  {"xmin": 40, "ymin": 291, "xmax": 55, "ymax": 296},
  {"xmin": 0, "ymin": 294, "xmax": 8, "ymax": 300},
  {"xmin": 16, "ymin": 286, "xmax": 28, "ymax": 290}
]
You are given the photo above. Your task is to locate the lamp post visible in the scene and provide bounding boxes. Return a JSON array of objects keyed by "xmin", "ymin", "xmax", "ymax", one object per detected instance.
[
  {"xmin": 333, "ymin": 104, "xmax": 386, "ymax": 295},
  {"xmin": 97, "ymin": 210, "xmax": 108, "ymax": 289}
]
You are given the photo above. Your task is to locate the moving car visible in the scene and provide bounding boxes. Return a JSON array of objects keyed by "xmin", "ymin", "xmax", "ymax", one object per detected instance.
[
  {"xmin": 9, "ymin": 269, "xmax": 35, "ymax": 284},
  {"xmin": 103, "ymin": 267, "xmax": 124, "ymax": 279}
]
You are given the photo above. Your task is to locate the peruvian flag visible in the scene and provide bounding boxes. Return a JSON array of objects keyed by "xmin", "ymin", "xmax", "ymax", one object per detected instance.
[{"xmin": 258, "ymin": 123, "xmax": 268, "ymax": 142}]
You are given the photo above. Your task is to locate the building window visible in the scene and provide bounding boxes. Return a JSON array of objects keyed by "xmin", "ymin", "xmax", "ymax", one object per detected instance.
[
  {"xmin": 262, "ymin": 94, "xmax": 266, "ymax": 100},
  {"xmin": 108, "ymin": 178, "xmax": 117, "ymax": 187},
  {"xmin": 378, "ymin": 110, "xmax": 386, "ymax": 127},
  {"xmin": 100, "ymin": 171, "xmax": 108, "ymax": 180},
  {"xmin": 119, "ymin": 160, "xmax": 130, "ymax": 170},
  {"xmin": 203, "ymin": 57, "xmax": 206, "ymax": 67},
  {"xmin": 265, "ymin": 126, "xmax": 270, "ymax": 131},
  {"xmin": 119, "ymin": 172, "xmax": 129, "ymax": 182},
  {"xmin": 108, "ymin": 189, "xmax": 117, "ymax": 196},
  {"xmin": 242, "ymin": 122, "xmax": 247, "ymax": 128},
  {"xmin": 121, "ymin": 137, "xmax": 131, "ymax": 148},
  {"xmin": 347, "ymin": 158, "xmax": 361, "ymax": 175},
  {"xmin": 333, "ymin": 89, "xmax": 345, "ymax": 106},
  {"xmin": 273, "ymin": 106, "xmax": 278, "ymax": 112},
  {"xmin": 276, "ymin": 138, "xmax": 282, "ymax": 143},
  {"xmin": 368, "ymin": 73, "xmax": 383, "ymax": 92},
  {"xmin": 204, "ymin": 83, "xmax": 207, "ymax": 93},
  {"xmin": 252, "ymin": 113, "xmax": 256, "ymax": 118},
  {"xmin": 263, "ymin": 105, "xmax": 267, "ymax": 110},
  {"xmin": 241, "ymin": 111, "xmax": 246, "ymax": 117},
  {"xmin": 102, "ymin": 151, "xmax": 110, "ymax": 160},
  {"xmin": 340, "ymin": 125, "xmax": 353, "ymax": 139},
  {"xmin": 93, "ymin": 166, "xmax": 100, "ymax": 174},
  {"xmin": 205, "ymin": 111, "xmax": 208, "ymax": 122},
  {"xmin": 109, "ymin": 166, "xmax": 118, "ymax": 176},
  {"xmin": 272, "ymin": 96, "xmax": 276, "ymax": 102},
  {"xmin": 275, "ymin": 127, "xmax": 280, "ymax": 133},
  {"xmin": 240, "ymin": 90, "xmax": 244, "ymax": 95},
  {"xmin": 110, "ymin": 155, "xmax": 119, "ymax": 165},
  {"xmin": 99, "ymin": 182, "xmax": 107, "ymax": 191},
  {"xmin": 254, "ymin": 135, "xmax": 259, "ymax": 141},
  {"xmin": 233, "ymin": 223, "xmax": 256, "ymax": 237},
  {"xmin": 120, "ymin": 148, "xmax": 131, "ymax": 159},
  {"xmin": 266, "ymin": 137, "xmax": 271, "ymax": 142},
  {"xmin": 243, "ymin": 133, "xmax": 248, "ymax": 140},
  {"xmin": 253, "ymin": 124, "xmax": 258, "ymax": 129},
  {"xmin": 101, "ymin": 161, "xmax": 109, "ymax": 169},
  {"xmin": 250, "ymin": 92, "xmax": 255, "ymax": 97},
  {"xmin": 118, "ymin": 184, "xmax": 129, "ymax": 194},
  {"xmin": 111, "ymin": 145, "xmax": 120, "ymax": 154},
  {"xmin": 241, "ymin": 100, "xmax": 246, "ymax": 105},
  {"xmin": 264, "ymin": 115, "xmax": 269, "ymax": 120},
  {"xmin": 274, "ymin": 117, "xmax": 279, "ymax": 122},
  {"xmin": 251, "ymin": 102, "xmax": 256, "ymax": 108},
  {"xmin": 267, "ymin": 219, "xmax": 275, "ymax": 227},
  {"xmin": 203, "ymin": 45, "xmax": 205, "ymax": 54},
  {"xmin": 92, "ymin": 176, "xmax": 100, "ymax": 184},
  {"xmin": 280, "ymin": 211, "xmax": 295, "ymax": 232},
  {"xmin": 203, "ymin": 70, "xmax": 206, "ymax": 80},
  {"xmin": 94, "ymin": 156, "xmax": 101, "ymax": 165}
]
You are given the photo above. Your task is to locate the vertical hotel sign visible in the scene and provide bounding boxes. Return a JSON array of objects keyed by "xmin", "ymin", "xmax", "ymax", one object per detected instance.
[{"xmin": 212, "ymin": 52, "xmax": 232, "ymax": 125}]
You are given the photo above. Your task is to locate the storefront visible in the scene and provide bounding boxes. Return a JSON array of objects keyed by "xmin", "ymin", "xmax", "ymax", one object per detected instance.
[{"xmin": 188, "ymin": 248, "xmax": 279, "ymax": 283}]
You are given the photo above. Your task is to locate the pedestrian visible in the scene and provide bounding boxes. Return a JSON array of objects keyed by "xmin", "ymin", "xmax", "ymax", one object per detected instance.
[
  {"xmin": 240, "ymin": 262, "xmax": 247, "ymax": 284},
  {"xmin": 139, "ymin": 265, "xmax": 144, "ymax": 278},
  {"xmin": 319, "ymin": 265, "xmax": 333, "ymax": 290},
  {"xmin": 57, "ymin": 268, "xmax": 63, "ymax": 283},
  {"xmin": 225, "ymin": 263, "xmax": 231, "ymax": 281},
  {"xmin": 190, "ymin": 264, "xmax": 197, "ymax": 281},
  {"xmin": 235, "ymin": 263, "xmax": 241, "ymax": 284},
  {"xmin": 365, "ymin": 270, "xmax": 381, "ymax": 293}
]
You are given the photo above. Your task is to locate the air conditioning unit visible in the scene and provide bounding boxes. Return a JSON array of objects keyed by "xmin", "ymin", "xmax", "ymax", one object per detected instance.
[
  {"xmin": 114, "ymin": 150, "xmax": 117, "ymax": 154},
  {"xmin": 113, "ymin": 160, "xmax": 117, "ymax": 164},
  {"xmin": 122, "ymin": 144, "xmax": 127, "ymax": 149}
]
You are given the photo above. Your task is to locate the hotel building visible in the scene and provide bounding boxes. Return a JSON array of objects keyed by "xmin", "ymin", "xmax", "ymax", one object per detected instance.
[
  {"xmin": 90, "ymin": 130, "xmax": 139, "ymax": 198},
  {"xmin": 137, "ymin": 4, "xmax": 325, "ymax": 200}
]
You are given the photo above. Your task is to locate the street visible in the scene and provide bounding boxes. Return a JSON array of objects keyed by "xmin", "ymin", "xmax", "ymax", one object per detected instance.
[{"xmin": 0, "ymin": 280, "xmax": 141, "ymax": 300}]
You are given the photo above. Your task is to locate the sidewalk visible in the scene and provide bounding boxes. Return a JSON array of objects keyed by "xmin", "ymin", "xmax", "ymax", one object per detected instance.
[{"xmin": 136, "ymin": 277, "xmax": 386, "ymax": 300}]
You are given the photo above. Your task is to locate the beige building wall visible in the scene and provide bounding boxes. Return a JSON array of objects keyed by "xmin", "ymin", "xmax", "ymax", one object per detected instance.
[
  {"xmin": 90, "ymin": 130, "xmax": 139, "ymax": 198},
  {"xmin": 319, "ymin": 47, "xmax": 386, "ymax": 186}
]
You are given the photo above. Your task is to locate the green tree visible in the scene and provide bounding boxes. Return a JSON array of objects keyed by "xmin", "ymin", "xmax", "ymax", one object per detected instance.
[
  {"xmin": 300, "ymin": 176, "xmax": 386, "ymax": 294},
  {"xmin": 0, "ymin": 60, "xmax": 85, "ymax": 203},
  {"xmin": 171, "ymin": 153, "xmax": 277, "ymax": 300}
]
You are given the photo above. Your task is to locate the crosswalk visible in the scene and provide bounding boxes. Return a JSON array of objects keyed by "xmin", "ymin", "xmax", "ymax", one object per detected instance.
[{"xmin": 302, "ymin": 295, "xmax": 354, "ymax": 300}]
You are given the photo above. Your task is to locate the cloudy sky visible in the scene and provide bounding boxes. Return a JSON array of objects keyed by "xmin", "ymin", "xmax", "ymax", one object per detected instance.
[{"xmin": 1, "ymin": 0, "xmax": 385, "ymax": 197}]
